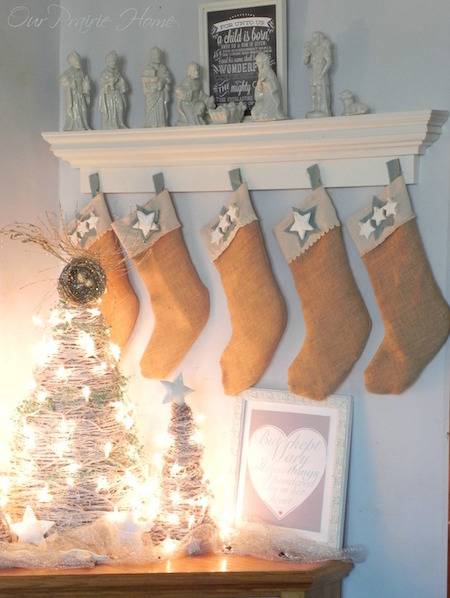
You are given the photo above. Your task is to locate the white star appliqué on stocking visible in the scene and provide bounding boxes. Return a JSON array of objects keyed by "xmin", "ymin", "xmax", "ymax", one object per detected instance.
[
  {"xmin": 133, "ymin": 207, "xmax": 160, "ymax": 240},
  {"xmin": 210, "ymin": 203, "xmax": 240, "ymax": 246},
  {"xmin": 372, "ymin": 205, "xmax": 386, "ymax": 226},
  {"xmin": 359, "ymin": 195, "xmax": 397, "ymax": 242},
  {"xmin": 384, "ymin": 198, "xmax": 398, "ymax": 216},
  {"xmin": 70, "ymin": 211, "xmax": 99, "ymax": 245},
  {"xmin": 359, "ymin": 218, "xmax": 376, "ymax": 240},
  {"xmin": 286, "ymin": 206, "xmax": 318, "ymax": 246}
]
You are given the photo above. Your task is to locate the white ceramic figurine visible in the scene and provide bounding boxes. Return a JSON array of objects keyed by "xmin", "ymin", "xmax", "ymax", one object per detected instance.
[
  {"xmin": 60, "ymin": 51, "xmax": 91, "ymax": 131},
  {"xmin": 98, "ymin": 51, "xmax": 128, "ymax": 129},
  {"xmin": 251, "ymin": 52, "xmax": 285, "ymax": 122},
  {"xmin": 142, "ymin": 47, "xmax": 171, "ymax": 127},
  {"xmin": 304, "ymin": 31, "xmax": 333, "ymax": 118},
  {"xmin": 175, "ymin": 62, "xmax": 215, "ymax": 126},
  {"xmin": 339, "ymin": 89, "xmax": 370, "ymax": 116}
]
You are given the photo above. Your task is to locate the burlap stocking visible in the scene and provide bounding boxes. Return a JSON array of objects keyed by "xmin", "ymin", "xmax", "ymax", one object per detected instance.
[
  {"xmin": 202, "ymin": 184, "xmax": 286, "ymax": 395},
  {"xmin": 347, "ymin": 175, "xmax": 450, "ymax": 394},
  {"xmin": 274, "ymin": 186, "xmax": 371, "ymax": 400},
  {"xmin": 113, "ymin": 190, "xmax": 210, "ymax": 379},
  {"xmin": 68, "ymin": 193, "xmax": 139, "ymax": 348}
]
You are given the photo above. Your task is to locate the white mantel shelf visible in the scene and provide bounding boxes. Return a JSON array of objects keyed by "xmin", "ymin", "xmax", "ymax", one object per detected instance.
[{"xmin": 42, "ymin": 110, "xmax": 448, "ymax": 193}]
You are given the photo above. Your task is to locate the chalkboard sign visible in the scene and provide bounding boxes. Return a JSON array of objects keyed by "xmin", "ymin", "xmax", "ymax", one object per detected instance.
[{"xmin": 199, "ymin": 0, "xmax": 287, "ymax": 116}]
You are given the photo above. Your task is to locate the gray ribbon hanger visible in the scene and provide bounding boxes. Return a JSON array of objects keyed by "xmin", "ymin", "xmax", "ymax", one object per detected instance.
[
  {"xmin": 387, "ymin": 159, "xmax": 402, "ymax": 183},
  {"xmin": 307, "ymin": 164, "xmax": 323, "ymax": 190},
  {"xmin": 229, "ymin": 168, "xmax": 243, "ymax": 191},
  {"xmin": 89, "ymin": 173, "xmax": 100, "ymax": 197},
  {"xmin": 153, "ymin": 172, "xmax": 165, "ymax": 194}
]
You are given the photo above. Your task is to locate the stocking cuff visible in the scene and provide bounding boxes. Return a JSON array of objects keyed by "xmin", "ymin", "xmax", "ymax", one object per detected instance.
[
  {"xmin": 273, "ymin": 186, "xmax": 340, "ymax": 263},
  {"xmin": 67, "ymin": 193, "xmax": 112, "ymax": 249},
  {"xmin": 346, "ymin": 175, "xmax": 416, "ymax": 256},
  {"xmin": 112, "ymin": 190, "xmax": 181, "ymax": 258},
  {"xmin": 201, "ymin": 183, "xmax": 258, "ymax": 261}
]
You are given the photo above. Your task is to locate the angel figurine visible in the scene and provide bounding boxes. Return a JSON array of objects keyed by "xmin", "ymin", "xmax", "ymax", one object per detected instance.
[
  {"xmin": 98, "ymin": 51, "xmax": 128, "ymax": 129},
  {"xmin": 251, "ymin": 52, "xmax": 285, "ymax": 121},
  {"xmin": 175, "ymin": 62, "xmax": 215, "ymax": 126},
  {"xmin": 60, "ymin": 51, "xmax": 91, "ymax": 131},
  {"xmin": 304, "ymin": 31, "xmax": 333, "ymax": 118},
  {"xmin": 142, "ymin": 47, "xmax": 171, "ymax": 127}
]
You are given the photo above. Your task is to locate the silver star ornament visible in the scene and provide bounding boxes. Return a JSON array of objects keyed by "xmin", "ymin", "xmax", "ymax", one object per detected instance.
[{"xmin": 162, "ymin": 374, "xmax": 194, "ymax": 406}]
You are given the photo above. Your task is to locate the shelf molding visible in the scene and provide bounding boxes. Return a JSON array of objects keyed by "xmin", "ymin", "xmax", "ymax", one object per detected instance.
[{"xmin": 42, "ymin": 110, "xmax": 448, "ymax": 192}]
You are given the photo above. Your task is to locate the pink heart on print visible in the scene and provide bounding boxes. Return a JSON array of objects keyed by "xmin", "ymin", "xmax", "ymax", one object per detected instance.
[{"xmin": 247, "ymin": 425, "xmax": 327, "ymax": 520}]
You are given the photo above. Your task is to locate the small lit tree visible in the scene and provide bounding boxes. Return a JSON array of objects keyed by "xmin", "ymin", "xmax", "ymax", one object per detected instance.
[{"xmin": 150, "ymin": 376, "xmax": 215, "ymax": 553}]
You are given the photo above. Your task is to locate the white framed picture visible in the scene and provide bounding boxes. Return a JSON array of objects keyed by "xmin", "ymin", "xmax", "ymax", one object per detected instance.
[
  {"xmin": 199, "ymin": 0, "xmax": 287, "ymax": 115},
  {"xmin": 232, "ymin": 388, "xmax": 352, "ymax": 549}
]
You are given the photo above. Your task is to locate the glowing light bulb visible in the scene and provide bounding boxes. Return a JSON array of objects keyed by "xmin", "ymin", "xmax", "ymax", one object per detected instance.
[
  {"xmin": 64, "ymin": 310, "xmax": 75, "ymax": 323},
  {"xmin": 146, "ymin": 502, "xmax": 159, "ymax": 521},
  {"xmin": 93, "ymin": 361, "xmax": 107, "ymax": 375},
  {"xmin": 67, "ymin": 462, "xmax": 81, "ymax": 475},
  {"xmin": 96, "ymin": 476, "xmax": 108, "ymax": 492},
  {"xmin": 81, "ymin": 386, "xmax": 91, "ymax": 401},
  {"xmin": 32, "ymin": 314, "xmax": 45, "ymax": 328},
  {"xmin": 152, "ymin": 453, "xmax": 163, "ymax": 469},
  {"xmin": 198, "ymin": 495, "xmax": 209, "ymax": 509},
  {"xmin": 110, "ymin": 343, "xmax": 121, "ymax": 361},
  {"xmin": 171, "ymin": 463, "xmax": 182, "ymax": 476},
  {"xmin": 170, "ymin": 490, "xmax": 181, "ymax": 505},
  {"xmin": 194, "ymin": 413, "xmax": 206, "ymax": 425},
  {"xmin": 37, "ymin": 484, "xmax": 52, "ymax": 503},
  {"xmin": 34, "ymin": 337, "xmax": 59, "ymax": 367},
  {"xmin": 155, "ymin": 433, "xmax": 172, "ymax": 448},
  {"xmin": 78, "ymin": 331, "xmax": 96, "ymax": 357},
  {"xmin": 26, "ymin": 379, "xmax": 37, "ymax": 393},
  {"xmin": 53, "ymin": 439, "xmax": 69, "ymax": 457},
  {"xmin": 56, "ymin": 365, "xmax": 69, "ymax": 381},
  {"xmin": 107, "ymin": 506, "xmax": 121, "ymax": 523},
  {"xmin": 49, "ymin": 310, "xmax": 61, "ymax": 326},
  {"xmin": 162, "ymin": 538, "xmax": 178, "ymax": 555},
  {"xmin": 166, "ymin": 512, "xmax": 180, "ymax": 525},
  {"xmin": 23, "ymin": 424, "xmax": 35, "ymax": 450},
  {"xmin": 36, "ymin": 390, "xmax": 48, "ymax": 403},
  {"xmin": 0, "ymin": 476, "xmax": 10, "ymax": 506},
  {"xmin": 123, "ymin": 415, "xmax": 133, "ymax": 430},
  {"xmin": 219, "ymin": 517, "xmax": 234, "ymax": 541},
  {"xmin": 104, "ymin": 441, "xmax": 113, "ymax": 458},
  {"xmin": 59, "ymin": 419, "xmax": 74, "ymax": 435},
  {"xmin": 127, "ymin": 446, "xmax": 138, "ymax": 459},
  {"xmin": 124, "ymin": 470, "xmax": 138, "ymax": 489},
  {"xmin": 192, "ymin": 430, "xmax": 204, "ymax": 445}
]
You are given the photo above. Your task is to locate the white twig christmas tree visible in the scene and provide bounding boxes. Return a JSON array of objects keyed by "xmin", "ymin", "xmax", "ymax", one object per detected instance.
[
  {"xmin": 150, "ymin": 375, "xmax": 215, "ymax": 553},
  {"xmin": 3, "ymin": 258, "xmax": 153, "ymax": 533}
]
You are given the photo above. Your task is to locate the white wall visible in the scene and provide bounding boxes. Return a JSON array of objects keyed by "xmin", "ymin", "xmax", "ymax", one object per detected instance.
[
  {"xmin": 2, "ymin": 0, "xmax": 449, "ymax": 596},
  {"xmin": 0, "ymin": 1, "xmax": 60, "ymax": 461}
]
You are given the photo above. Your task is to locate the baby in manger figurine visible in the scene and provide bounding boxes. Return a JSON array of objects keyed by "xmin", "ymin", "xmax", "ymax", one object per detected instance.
[
  {"xmin": 175, "ymin": 62, "xmax": 215, "ymax": 126},
  {"xmin": 251, "ymin": 52, "xmax": 285, "ymax": 122},
  {"xmin": 98, "ymin": 51, "xmax": 128, "ymax": 129}
]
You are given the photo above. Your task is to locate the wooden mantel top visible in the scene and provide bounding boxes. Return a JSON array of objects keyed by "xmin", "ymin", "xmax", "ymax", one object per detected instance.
[{"xmin": 0, "ymin": 554, "xmax": 353, "ymax": 597}]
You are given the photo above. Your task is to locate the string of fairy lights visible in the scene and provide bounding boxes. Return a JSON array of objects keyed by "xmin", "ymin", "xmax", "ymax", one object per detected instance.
[
  {"xmin": 0, "ymin": 299, "xmax": 216, "ymax": 556},
  {"xmin": 3, "ymin": 300, "xmax": 159, "ymax": 531}
]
